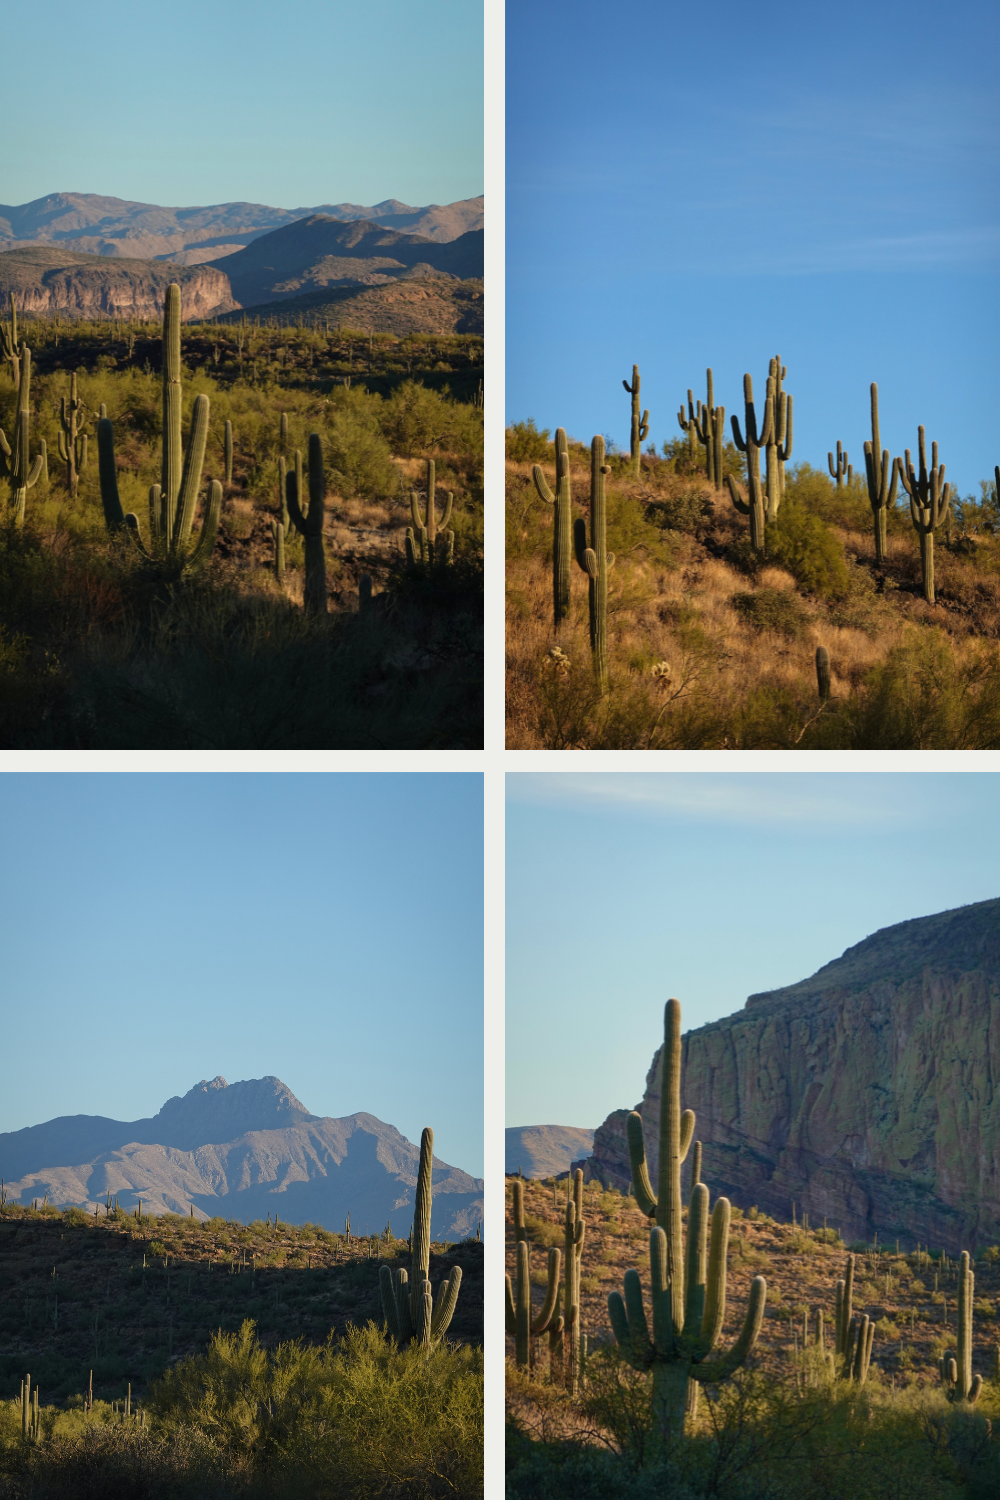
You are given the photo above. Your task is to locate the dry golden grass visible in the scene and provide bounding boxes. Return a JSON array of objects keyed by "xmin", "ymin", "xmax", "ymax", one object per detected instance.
[{"xmin": 506, "ymin": 452, "xmax": 1000, "ymax": 749}]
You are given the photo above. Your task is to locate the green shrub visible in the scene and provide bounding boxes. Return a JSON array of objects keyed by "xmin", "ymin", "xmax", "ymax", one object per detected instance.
[
  {"xmin": 522, "ymin": 1214, "xmax": 562, "ymax": 1250},
  {"xmin": 766, "ymin": 490, "xmax": 850, "ymax": 596},
  {"xmin": 731, "ymin": 586, "xmax": 810, "ymax": 638},
  {"xmin": 506, "ymin": 419, "xmax": 551, "ymax": 463},
  {"xmin": 325, "ymin": 407, "xmax": 401, "ymax": 500}
]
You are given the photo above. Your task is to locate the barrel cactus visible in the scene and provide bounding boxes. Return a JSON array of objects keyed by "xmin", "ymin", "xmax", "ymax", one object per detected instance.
[
  {"xmin": 380, "ymin": 1127, "xmax": 461, "ymax": 1349},
  {"xmin": 610, "ymin": 998, "xmax": 767, "ymax": 1453}
]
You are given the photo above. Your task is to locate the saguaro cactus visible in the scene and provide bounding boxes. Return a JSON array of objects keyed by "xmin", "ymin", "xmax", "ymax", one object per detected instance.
[
  {"xmin": 574, "ymin": 437, "xmax": 615, "ymax": 693},
  {"xmin": 834, "ymin": 1253, "xmax": 875, "ymax": 1383},
  {"xmin": 561, "ymin": 1170, "xmax": 586, "ymax": 1394},
  {"xmin": 828, "ymin": 441, "xmax": 852, "ymax": 490},
  {"xmin": 939, "ymin": 1251, "xmax": 983, "ymax": 1404},
  {"xmin": 609, "ymin": 999, "xmax": 767, "ymax": 1453},
  {"xmin": 899, "ymin": 426, "xmax": 950, "ymax": 604},
  {"xmin": 815, "ymin": 646, "xmax": 831, "ymax": 702},
  {"xmin": 0, "ymin": 346, "xmax": 44, "ymax": 524},
  {"xmin": 407, "ymin": 458, "xmax": 454, "ymax": 564},
  {"xmin": 505, "ymin": 1181, "xmax": 561, "ymax": 1367},
  {"xmin": 380, "ymin": 1127, "xmax": 462, "ymax": 1348},
  {"xmin": 863, "ymin": 384, "xmax": 900, "ymax": 567},
  {"xmin": 728, "ymin": 374, "xmax": 773, "ymax": 552},
  {"xmin": 682, "ymin": 370, "xmax": 726, "ymax": 490},
  {"xmin": 224, "ymin": 420, "xmax": 233, "ymax": 484},
  {"xmin": 0, "ymin": 292, "xmax": 23, "ymax": 385},
  {"xmin": 97, "ymin": 284, "xmax": 221, "ymax": 578},
  {"xmin": 57, "ymin": 372, "xmax": 87, "ymax": 498},
  {"xmin": 286, "ymin": 436, "xmax": 327, "ymax": 613},
  {"xmin": 763, "ymin": 356, "xmax": 793, "ymax": 520},
  {"xmin": 623, "ymin": 366, "xmax": 649, "ymax": 475},
  {"xmin": 532, "ymin": 427, "xmax": 573, "ymax": 631}
]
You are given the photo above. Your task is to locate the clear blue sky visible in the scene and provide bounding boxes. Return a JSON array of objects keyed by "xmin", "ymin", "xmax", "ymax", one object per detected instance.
[
  {"xmin": 4, "ymin": 0, "xmax": 483, "ymax": 210},
  {"xmin": 506, "ymin": 0, "xmax": 1000, "ymax": 498},
  {"xmin": 0, "ymin": 774, "xmax": 483, "ymax": 1180},
  {"xmin": 506, "ymin": 772, "xmax": 1000, "ymax": 1130}
]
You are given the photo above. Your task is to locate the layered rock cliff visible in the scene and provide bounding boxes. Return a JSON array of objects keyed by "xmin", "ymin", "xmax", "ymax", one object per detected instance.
[
  {"xmin": 0, "ymin": 247, "xmax": 236, "ymax": 320},
  {"xmin": 582, "ymin": 898, "xmax": 1000, "ymax": 1252}
]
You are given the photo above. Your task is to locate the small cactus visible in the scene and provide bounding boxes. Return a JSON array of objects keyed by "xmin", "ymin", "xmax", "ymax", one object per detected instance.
[
  {"xmin": 623, "ymin": 365, "xmax": 649, "ymax": 475},
  {"xmin": 899, "ymin": 425, "xmax": 950, "ymax": 604},
  {"xmin": 532, "ymin": 427, "xmax": 573, "ymax": 631},
  {"xmin": 828, "ymin": 440, "xmax": 852, "ymax": 490},
  {"xmin": 573, "ymin": 437, "xmax": 615, "ymax": 693},
  {"xmin": 0, "ymin": 346, "xmax": 44, "ymax": 524}
]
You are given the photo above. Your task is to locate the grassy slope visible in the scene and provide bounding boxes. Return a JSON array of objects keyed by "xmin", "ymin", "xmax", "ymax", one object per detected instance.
[
  {"xmin": 506, "ymin": 445, "xmax": 1000, "ymax": 749},
  {"xmin": 0, "ymin": 1203, "xmax": 483, "ymax": 1406}
]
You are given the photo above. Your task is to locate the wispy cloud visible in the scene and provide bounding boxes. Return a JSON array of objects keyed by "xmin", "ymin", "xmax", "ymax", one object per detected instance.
[{"xmin": 506, "ymin": 773, "xmax": 921, "ymax": 829}]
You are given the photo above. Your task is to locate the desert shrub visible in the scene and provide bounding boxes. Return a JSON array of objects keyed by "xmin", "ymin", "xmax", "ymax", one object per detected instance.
[
  {"xmin": 765, "ymin": 491, "xmax": 850, "ymax": 596},
  {"xmin": 380, "ymin": 380, "xmax": 482, "ymax": 458},
  {"xmin": 522, "ymin": 1214, "xmax": 562, "ymax": 1250},
  {"xmin": 325, "ymin": 408, "xmax": 401, "ymax": 501},
  {"xmin": 147, "ymin": 1240, "xmax": 168, "ymax": 1257},
  {"xmin": 646, "ymin": 484, "xmax": 714, "ymax": 535},
  {"xmin": 731, "ymin": 587, "xmax": 809, "ymax": 639},
  {"xmin": 506, "ymin": 419, "xmax": 551, "ymax": 463},
  {"xmin": 833, "ymin": 635, "xmax": 1000, "ymax": 750},
  {"xmin": 604, "ymin": 490, "xmax": 674, "ymax": 564}
]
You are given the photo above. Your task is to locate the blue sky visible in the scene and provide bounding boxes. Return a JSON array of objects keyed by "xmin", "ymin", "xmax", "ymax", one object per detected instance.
[
  {"xmin": 506, "ymin": 771, "xmax": 1000, "ymax": 1130},
  {"xmin": 3, "ymin": 0, "xmax": 483, "ymax": 209},
  {"xmin": 506, "ymin": 0, "xmax": 1000, "ymax": 497},
  {"xmin": 0, "ymin": 774, "xmax": 484, "ymax": 1180}
]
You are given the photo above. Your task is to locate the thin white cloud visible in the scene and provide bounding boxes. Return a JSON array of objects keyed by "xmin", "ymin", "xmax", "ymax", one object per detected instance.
[{"xmin": 506, "ymin": 773, "xmax": 920, "ymax": 829}]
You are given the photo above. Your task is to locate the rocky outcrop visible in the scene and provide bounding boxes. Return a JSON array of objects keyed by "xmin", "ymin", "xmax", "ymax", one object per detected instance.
[
  {"xmin": 0, "ymin": 1076, "xmax": 483, "ymax": 1237},
  {"xmin": 0, "ymin": 247, "xmax": 236, "ymax": 320},
  {"xmin": 582, "ymin": 898, "xmax": 1000, "ymax": 1252}
]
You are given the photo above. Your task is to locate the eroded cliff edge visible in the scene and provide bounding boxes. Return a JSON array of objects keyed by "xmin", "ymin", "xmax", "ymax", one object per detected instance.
[{"xmin": 581, "ymin": 897, "xmax": 1000, "ymax": 1251}]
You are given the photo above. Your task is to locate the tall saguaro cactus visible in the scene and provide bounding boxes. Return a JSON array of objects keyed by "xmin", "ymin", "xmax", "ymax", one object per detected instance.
[
  {"xmin": 407, "ymin": 458, "xmax": 454, "ymax": 564},
  {"xmin": 380, "ymin": 1127, "xmax": 462, "ymax": 1348},
  {"xmin": 899, "ymin": 426, "xmax": 950, "ymax": 604},
  {"xmin": 835, "ymin": 1254, "xmax": 874, "ymax": 1383},
  {"xmin": 682, "ymin": 371, "xmax": 726, "ymax": 489},
  {"xmin": 0, "ymin": 346, "xmax": 44, "ymax": 524},
  {"xmin": 505, "ymin": 1181, "xmax": 561, "ymax": 1367},
  {"xmin": 574, "ymin": 437, "xmax": 615, "ymax": 693},
  {"xmin": 763, "ymin": 356, "xmax": 793, "ymax": 521},
  {"xmin": 532, "ymin": 427, "xmax": 573, "ymax": 631},
  {"xmin": 940, "ymin": 1251, "xmax": 983, "ymax": 1404},
  {"xmin": 727, "ymin": 374, "xmax": 773, "ymax": 552},
  {"xmin": 286, "ymin": 435, "xmax": 328, "ymax": 613},
  {"xmin": 560, "ymin": 1170, "xmax": 586, "ymax": 1394},
  {"xmin": 98, "ymin": 284, "xmax": 222, "ymax": 577},
  {"xmin": 863, "ymin": 384, "xmax": 899, "ymax": 566},
  {"xmin": 57, "ymin": 372, "xmax": 87, "ymax": 498},
  {"xmin": 609, "ymin": 999, "xmax": 767, "ymax": 1453},
  {"xmin": 0, "ymin": 292, "xmax": 23, "ymax": 386},
  {"xmin": 623, "ymin": 365, "xmax": 649, "ymax": 475}
]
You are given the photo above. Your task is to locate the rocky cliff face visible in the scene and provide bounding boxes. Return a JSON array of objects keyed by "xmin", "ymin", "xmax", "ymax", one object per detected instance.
[
  {"xmin": 582, "ymin": 898, "xmax": 1000, "ymax": 1252},
  {"xmin": 0, "ymin": 247, "xmax": 235, "ymax": 320}
]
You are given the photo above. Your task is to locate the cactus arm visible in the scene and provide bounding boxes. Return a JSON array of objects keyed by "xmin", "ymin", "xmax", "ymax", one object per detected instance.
[
  {"xmin": 623, "ymin": 1267, "xmax": 652, "ymax": 1352},
  {"xmin": 514, "ymin": 1239, "xmax": 530, "ymax": 1365},
  {"xmin": 679, "ymin": 1109, "xmax": 694, "ymax": 1163},
  {"xmin": 184, "ymin": 481, "xmax": 222, "ymax": 577},
  {"xmin": 692, "ymin": 1275, "xmax": 767, "ymax": 1383},
  {"xmin": 532, "ymin": 465, "xmax": 554, "ymax": 503},
  {"xmin": 161, "ymin": 284, "xmax": 183, "ymax": 509},
  {"xmin": 683, "ymin": 1182, "xmax": 708, "ymax": 1338},
  {"xmin": 530, "ymin": 1249, "xmax": 561, "ymax": 1334},
  {"xmin": 409, "ymin": 491, "xmax": 423, "ymax": 531},
  {"xmin": 726, "ymin": 475, "xmax": 750, "ymax": 516},
  {"xmin": 57, "ymin": 428, "xmax": 69, "ymax": 464},
  {"xmin": 393, "ymin": 1268, "xmax": 415, "ymax": 1344},
  {"xmin": 439, "ymin": 492, "xmax": 454, "ymax": 530},
  {"xmin": 608, "ymin": 1290, "xmax": 645, "ymax": 1367},
  {"xmin": 97, "ymin": 418, "xmax": 126, "ymax": 532},
  {"xmin": 626, "ymin": 1111, "xmax": 658, "ymax": 1216},
  {"xmin": 174, "ymin": 393, "xmax": 211, "ymax": 547},
  {"xmin": 381, "ymin": 1265, "xmax": 401, "ymax": 1339},
  {"xmin": 778, "ymin": 393, "xmax": 793, "ymax": 461},
  {"xmin": 431, "ymin": 1265, "xmax": 462, "ymax": 1340},
  {"xmin": 699, "ymin": 1197, "xmax": 730, "ymax": 1353},
  {"xmin": 504, "ymin": 1274, "xmax": 517, "ymax": 1335}
]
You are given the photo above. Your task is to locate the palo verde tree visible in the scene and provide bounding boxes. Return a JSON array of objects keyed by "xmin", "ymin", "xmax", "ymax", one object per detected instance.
[
  {"xmin": 609, "ymin": 998, "xmax": 767, "ymax": 1455},
  {"xmin": 574, "ymin": 436, "xmax": 615, "ymax": 694},
  {"xmin": 863, "ymin": 383, "xmax": 900, "ymax": 567},
  {"xmin": 0, "ymin": 346, "xmax": 44, "ymax": 524},
  {"xmin": 98, "ymin": 283, "xmax": 222, "ymax": 578},
  {"xmin": 532, "ymin": 427, "xmax": 573, "ymax": 632},
  {"xmin": 899, "ymin": 425, "xmax": 950, "ymax": 604},
  {"xmin": 380, "ymin": 1127, "xmax": 462, "ymax": 1349},
  {"xmin": 623, "ymin": 365, "xmax": 649, "ymax": 476}
]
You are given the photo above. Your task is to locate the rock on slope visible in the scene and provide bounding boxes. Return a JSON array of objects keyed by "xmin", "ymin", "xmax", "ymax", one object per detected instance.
[
  {"xmin": 0, "ymin": 247, "xmax": 234, "ymax": 320},
  {"xmin": 0, "ymin": 1076, "xmax": 482, "ymax": 1238},
  {"xmin": 582, "ymin": 898, "xmax": 1000, "ymax": 1252},
  {"xmin": 505, "ymin": 1125, "xmax": 594, "ymax": 1179}
]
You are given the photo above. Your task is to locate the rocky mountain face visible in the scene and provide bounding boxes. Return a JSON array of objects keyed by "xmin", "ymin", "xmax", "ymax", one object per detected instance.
[
  {"xmin": 581, "ymin": 898, "xmax": 1000, "ymax": 1252},
  {"xmin": 0, "ymin": 1077, "xmax": 482, "ymax": 1238},
  {"xmin": 0, "ymin": 247, "xmax": 235, "ymax": 320},
  {"xmin": 505, "ymin": 1125, "xmax": 594, "ymax": 1179},
  {"xmin": 0, "ymin": 193, "xmax": 484, "ymax": 262},
  {"xmin": 215, "ymin": 276, "xmax": 484, "ymax": 338},
  {"xmin": 210, "ymin": 216, "xmax": 484, "ymax": 307}
]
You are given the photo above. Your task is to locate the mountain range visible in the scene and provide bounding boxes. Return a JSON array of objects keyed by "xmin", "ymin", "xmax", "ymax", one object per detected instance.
[
  {"xmin": 580, "ymin": 897, "xmax": 1000, "ymax": 1253},
  {"xmin": 505, "ymin": 1125, "xmax": 594, "ymax": 1179},
  {"xmin": 0, "ymin": 192, "xmax": 484, "ymax": 262},
  {"xmin": 0, "ymin": 1076, "xmax": 482, "ymax": 1239}
]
